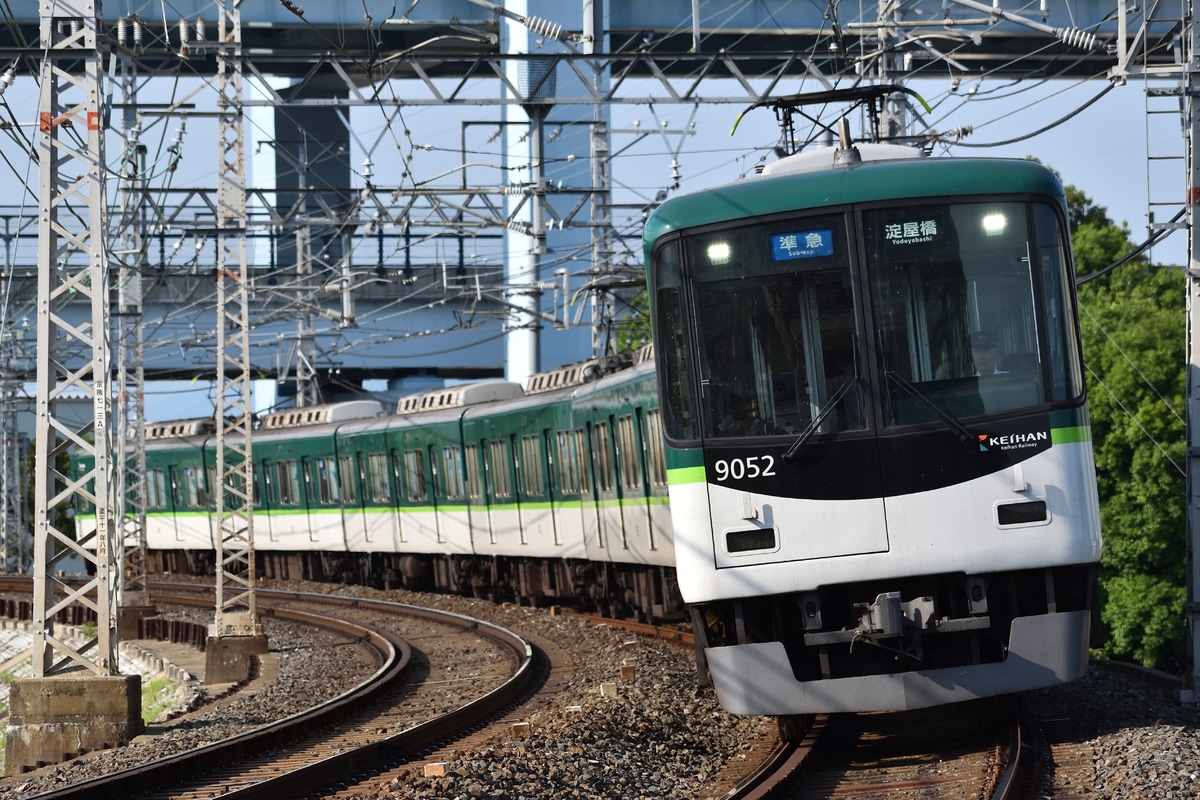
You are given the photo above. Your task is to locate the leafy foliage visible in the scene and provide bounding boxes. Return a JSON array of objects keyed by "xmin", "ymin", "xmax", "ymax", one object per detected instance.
[{"xmin": 1071, "ymin": 186, "xmax": 1186, "ymax": 669}]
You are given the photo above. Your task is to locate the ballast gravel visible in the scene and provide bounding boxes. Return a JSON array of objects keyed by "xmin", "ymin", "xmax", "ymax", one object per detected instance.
[{"xmin": 0, "ymin": 580, "xmax": 1197, "ymax": 800}]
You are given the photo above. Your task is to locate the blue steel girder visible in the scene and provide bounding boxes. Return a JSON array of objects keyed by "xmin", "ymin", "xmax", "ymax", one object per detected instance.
[{"xmin": 0, "ymin": 1, "xmax": 1173, "ymax": 89}]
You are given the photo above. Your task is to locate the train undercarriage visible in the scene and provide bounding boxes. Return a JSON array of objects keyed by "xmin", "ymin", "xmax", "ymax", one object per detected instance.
[
  {"xmin": 690, "ymin": 564, "xmax": 1098, "ymax": 712},
  {"xmin": 148, "ymin": 549, "xmax": 686, "ymax": 624}
]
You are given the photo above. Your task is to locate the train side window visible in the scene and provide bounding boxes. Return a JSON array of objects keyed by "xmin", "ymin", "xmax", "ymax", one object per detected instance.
[
  {"xmin": 574, "ymin": 429, "xmax": 591, "ymax": 495},
  {"xmin": 592, "ymin": 422, "xmax": 614, "ymax": 492},
  {"xmin": 367, "ymin": 452, "xmax": 389, "ymax": 503},
  {"xmin": 465, "ymin": 443, "xmax": 484, "ymax": 500},
  {"xmin": 520, "ymin": 435, "xmax": 544, "ymax": 496},
  {"xmin": 277, "ymin": 460, "xmax": 299, "ymax": 506},
  {"xmin": 404, "ymin": 449, "xmax": 428, "ymax": 502},
  {"xmin": 651, "ymin": 239, "xmax": 697, "ymax": 441},
  {"xmin": 184, "ymin": 466, "xmax": 204, "ymax": 509},
  {"xmin": 489, "ymin": 439, "xmax": 512, "ymax": 498},
  {"xmin": 442, "ymin": 445, "xmax": 465, "ymax": 500},
  {"xmin": 338, "ymin": 455, "xmax": 357, "ymax": 504},
  {"xmin": 315, "ymin": 456, "xmax": 339, "ymax": 504},
  {"xmin": 555, "ymin": 430, "xmax": 579, "ymax": 494},
  {"xmin": 147, "ymin": 469, "xmax": 167, "ymax": 509},
  {"xmin": 1033, "ymin": 202, "xmax": 1084, "ymax": 401},
  {"xmin": 644, "ymin": 409, "xmax": 668, "ymax": 488},
  {"xmin": 616, "ymin": 415, "xmax": 641, "ymax": 490}
]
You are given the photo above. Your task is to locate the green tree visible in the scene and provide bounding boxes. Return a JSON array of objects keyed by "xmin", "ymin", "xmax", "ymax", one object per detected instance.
[{"xmin": 1071, "ymin": 187, "xmax": 1187, "ymax": 670}]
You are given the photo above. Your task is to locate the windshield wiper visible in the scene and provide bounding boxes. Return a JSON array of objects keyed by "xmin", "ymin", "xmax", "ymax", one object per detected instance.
[
  {"xmin": 782, "ymin": 377, "xmax": 859, "ymax": 463},
  {"xmin": 883, "ymin": 370, "xmax": 974, "ymax": 443}
]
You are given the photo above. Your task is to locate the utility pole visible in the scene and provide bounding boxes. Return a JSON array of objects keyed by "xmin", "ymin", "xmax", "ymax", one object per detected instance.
[
  {"xmin": 6, "ymin": 0, "xmax": 142, "ymax": 776},
  {"xmin": 114, "ymin": 42, "xmax": 155, "ymax": 637},
  {"xmin": 209, "ymin": 0, "xmax": 267, "ymax": 682},
  {"xmin": 1185, "ymin": 1, "xmax": 1200, "ymax": 704}
]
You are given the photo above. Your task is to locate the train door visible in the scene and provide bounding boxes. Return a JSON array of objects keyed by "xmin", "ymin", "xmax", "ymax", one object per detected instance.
[
  {"xmin": 575, "ymin": 426, "xmax": 605, "ymax": 563},
  {"xmin": 346, "ymin": 451, "xmax": 371, "ymax": 547},
  {"xmin": 258, "ymin": 459, "xmax": 279, "ymax": 543},
  {"xmin": 389, "ymin": 447, "xmax": 409, "ymax": 547},
  {"xmin": 484, "ymin": 435, "xmax": 519, "ymax": 549},
  {"xmin": 514, "ymin": 429, "xmax": 555, "ymax": 553},
  {"xmin": 361, "ymin": 448, "xmax": 398, "ymax": 551},
  {"xmin": 589, "ymin": 417, "xmax": 625, "ymax": 560},
  {"xmin": 551, "ymin": 427, "xmax": 588, "ymax": 560},
  {"xmin": 429, "ymin": 441, "xmax": 451, "ymax": 546},
  {"xmin": 462, "ymin": 440, "xmax": 489, "ymax": 550},
  {"xmin": 642, "ymin": 408, "xmax": 672, "ymax": 559},
  {"xmin": 167, "ymin": 465, "xmax": 187, "ymax": 543},
  {"xmin": 299, "ymin": 456, "xmax": 319, "ymax": 543},
  {"xmin": 614, "ymin": 412, "xmax": 649, "ymax": 559}
]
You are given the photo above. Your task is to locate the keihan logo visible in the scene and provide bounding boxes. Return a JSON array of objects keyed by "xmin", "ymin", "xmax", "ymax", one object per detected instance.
[{"xmin": 980, "ymin": 430, "xmax": 1050, "ymax": 452}]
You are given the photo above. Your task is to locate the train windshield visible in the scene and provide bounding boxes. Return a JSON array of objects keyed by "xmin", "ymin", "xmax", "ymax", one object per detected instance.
[
  {"xmin": 652, "ymin": 197, "xmax": 1082, "ymax": 441},
  {"xmin": 865, "ymin": 200, "xmax": 1082, "ymax": 427},
  {"xmin": 680, "ymin": 213, "xmax": 864, "ymax": 439}
]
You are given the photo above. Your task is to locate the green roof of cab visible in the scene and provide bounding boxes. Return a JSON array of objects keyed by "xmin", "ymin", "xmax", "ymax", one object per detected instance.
[{"xmin": 641, "ymin": 156, "xmax": 1066, "ymax": 262}]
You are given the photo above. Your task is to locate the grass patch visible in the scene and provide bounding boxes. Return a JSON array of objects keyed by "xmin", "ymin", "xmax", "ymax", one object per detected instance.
[{"xmin": 141, "ymin": 675, "xmax": 182, "ymax": 723}]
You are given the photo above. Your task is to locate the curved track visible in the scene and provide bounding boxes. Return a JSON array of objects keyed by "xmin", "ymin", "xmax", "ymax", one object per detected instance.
[
  {"xmin": 4, "ymin": 582, "xmax": 535, "ymax": 800},
  {"xmin": 721, "ymin": 700, "xmax": 1037, "ymax": 800}
]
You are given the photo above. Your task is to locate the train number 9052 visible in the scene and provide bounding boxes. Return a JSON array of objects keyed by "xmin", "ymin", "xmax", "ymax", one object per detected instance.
[{"xmin": 713, "ymin": 455, "xmax": 777, "ymax": 482}]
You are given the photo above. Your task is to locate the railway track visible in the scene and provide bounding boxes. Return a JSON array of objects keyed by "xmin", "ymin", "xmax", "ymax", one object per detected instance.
[
  {"xmin": 0, "ymin": 576, "xmax": 1042, "ymax": 799},
  {"xmin": 6, "ymin": 583, "xmax": 535, "ymax": 799},
  {"xmin": 722, "ymin": 699, "xmax": 1039, "ymax": 800},
  {"xmin": 1, "ymin": 579, "xmax": 734, "ymax": 799}
]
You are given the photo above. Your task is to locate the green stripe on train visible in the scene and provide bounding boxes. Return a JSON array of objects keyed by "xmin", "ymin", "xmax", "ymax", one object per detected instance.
[
  {"xmin": 1051, "ymin": 425, "xmax": 1091, "ymax": 445},
  {"xmin": 667, "ymin": 466, "xmax": 706, "ymax": 485}
]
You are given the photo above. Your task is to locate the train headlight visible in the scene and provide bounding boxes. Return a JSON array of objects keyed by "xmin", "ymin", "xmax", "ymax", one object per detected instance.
[
  {"xmin": 982, "ymin": 213, "xmax": 1007, "ymax": 236},
  {"xmin": 707, "ymin": 242, "xmax": 732, "ymax": 264}
]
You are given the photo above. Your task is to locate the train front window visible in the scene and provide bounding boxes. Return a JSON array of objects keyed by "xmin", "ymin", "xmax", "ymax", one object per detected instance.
[
  {"xmin": 863, "ymin": 199, "xmax": 1081, "ymax": 426},
  {"xmin": 683, "ymin": 213, "xmax": 863, "ymax": 439}
]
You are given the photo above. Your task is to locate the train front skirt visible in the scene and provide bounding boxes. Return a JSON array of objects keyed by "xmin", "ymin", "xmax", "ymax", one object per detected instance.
[{"xmin": 704, "ymin": 610, "xmax": 1089, "ymax": 714}]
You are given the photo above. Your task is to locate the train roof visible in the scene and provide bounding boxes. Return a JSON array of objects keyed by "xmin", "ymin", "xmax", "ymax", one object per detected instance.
[
  {"xmin": 642, "ymin": 152, "xmax": 1065, "ymax": 248},
  {"xmin": 395, "ymin": 381, "xmax": 524, "ymax": 414},
  {"xmin": 141, "ymin": 346, "xmax": 658, "ymax": 445},
  {"xmin": 260, "ymin": 400, "xmax": 383, "ymax": 430}
]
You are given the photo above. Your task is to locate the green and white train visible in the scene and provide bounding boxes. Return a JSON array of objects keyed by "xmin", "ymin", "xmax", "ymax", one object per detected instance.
[
  {"xmin": 78, "ymin": 139, "xmax": 1102, "ymax": 717},
  {"xmin": 643, "ymin": 140, "xmax": 1102, "ymax": 714},
  {"xmin": 78, "ymin": 349, "xmax": 681, "ymax": 622}
]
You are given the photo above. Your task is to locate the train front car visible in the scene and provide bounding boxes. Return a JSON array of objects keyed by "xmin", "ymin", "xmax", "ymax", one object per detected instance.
[{"xmin": 644, "ymin": 145, "xmax": 1101, "ymax": 715}]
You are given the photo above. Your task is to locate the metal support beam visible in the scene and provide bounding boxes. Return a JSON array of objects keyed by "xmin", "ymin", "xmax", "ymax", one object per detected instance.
[
  {"xmin": 114, "ymin": 50, "xmax": 148, "ymax": 606},
  {"xmin": 31, "ymin": 0, "xmax": 116, "ymax": 676},
  {"xmin": 211, "ymin": 0, "xmax": 261, "ymax": 642},
  {"xmin": 1186, "ymin": 0, "xmax": 1200, "ymax": 705}
]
